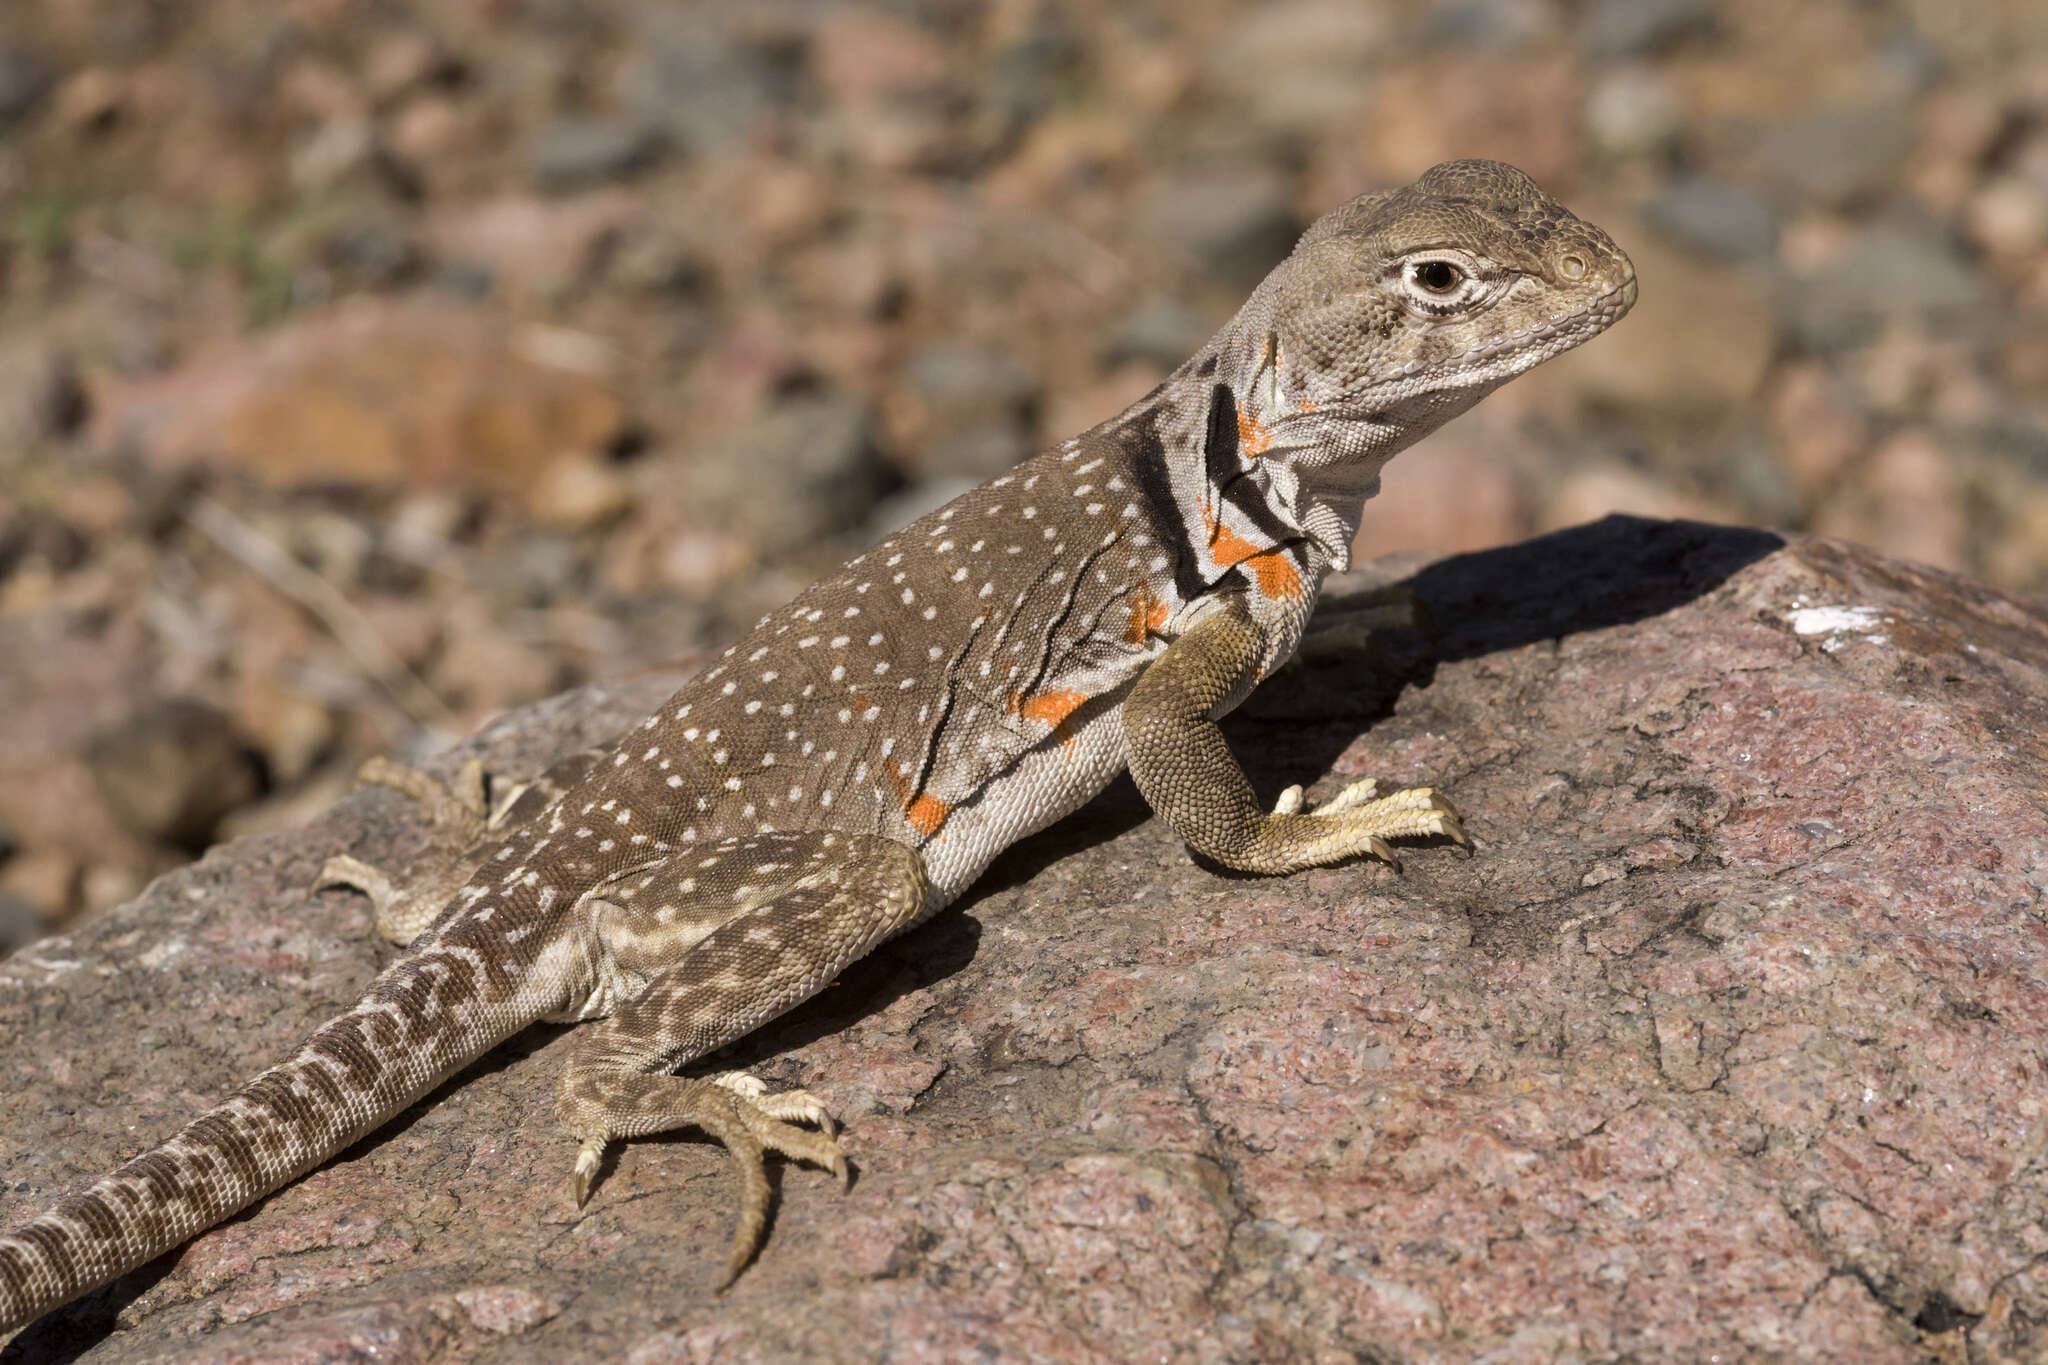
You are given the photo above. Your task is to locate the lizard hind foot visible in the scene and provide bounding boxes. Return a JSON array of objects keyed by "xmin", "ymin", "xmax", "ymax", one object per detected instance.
[
  {"xmin": 560, "ymin": 1072, "xmax": 849, "ymax": 1288},
  {"xmin": 705, "ymin": 1070, "xmax": 840, "ymax": 1138},
  {"xmin": 316, "ymin": 852, "xmax": 396, "ymax": 906}
]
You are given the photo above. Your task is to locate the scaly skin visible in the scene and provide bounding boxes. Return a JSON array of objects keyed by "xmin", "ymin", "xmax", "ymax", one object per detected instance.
[{"xmin": 0, "ymin": 159, "xmax": 1634, "ymax": 1334}]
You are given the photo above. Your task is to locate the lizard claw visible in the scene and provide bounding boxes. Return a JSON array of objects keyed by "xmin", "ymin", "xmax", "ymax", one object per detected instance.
[
  {"xmin": 1366, "ymin": 834, "xmax": 1400, "ymax": 869},
  {"xmin": 572, "ymin": 1140, "xmax": 603, "ymax": 1209}
]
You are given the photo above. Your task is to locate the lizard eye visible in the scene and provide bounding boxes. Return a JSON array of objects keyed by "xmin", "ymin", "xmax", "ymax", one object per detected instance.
[{"xmin": 1411, "ymin": 260, "xmax": 1463, "ymax": 293}]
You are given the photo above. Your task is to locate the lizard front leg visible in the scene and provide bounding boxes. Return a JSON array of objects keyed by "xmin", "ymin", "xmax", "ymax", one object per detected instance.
[
  {"xmin": 557, "ymin": 830, "xmax": 928, "ymax": 1284},
  {"xmin": 1124, "ymin": 596, "xmax": 1464, "ymax": 874}
]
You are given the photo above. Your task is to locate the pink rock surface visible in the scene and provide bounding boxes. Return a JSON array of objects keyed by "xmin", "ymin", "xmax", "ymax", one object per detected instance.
[{"xmin": 3, "ymin": 519, "xmax": 2045, "ymax": 1361}]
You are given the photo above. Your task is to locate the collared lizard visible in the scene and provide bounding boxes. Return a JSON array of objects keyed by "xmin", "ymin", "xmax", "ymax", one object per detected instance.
[{"xmin": 0, "ymin": 159, "xmax": 1635, "ymax": 1334}]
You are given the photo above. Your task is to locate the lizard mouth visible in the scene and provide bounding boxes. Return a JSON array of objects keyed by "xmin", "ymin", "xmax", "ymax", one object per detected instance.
[
  {"xmin": 1442, "ymin": 276, "xmax": 1637, "ymax": 373},
  {"xmin": 1335, "ymin": 275, "xmax": 1639, "ymax": 410}
]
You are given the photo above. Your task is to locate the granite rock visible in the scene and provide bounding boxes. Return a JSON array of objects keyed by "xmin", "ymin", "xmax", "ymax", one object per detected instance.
[{"xmin": 4, "ymin": 520, "xmax": 2048, "ymax": 1362}]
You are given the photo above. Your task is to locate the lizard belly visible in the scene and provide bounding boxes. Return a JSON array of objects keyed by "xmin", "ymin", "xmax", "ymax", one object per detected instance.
[{"xmin": 911, "ymin": 702, "xmax": 1131, "ymax": 906}]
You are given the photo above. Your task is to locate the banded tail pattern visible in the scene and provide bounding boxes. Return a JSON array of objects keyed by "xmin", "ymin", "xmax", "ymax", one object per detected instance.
[{"xmin": 0, "ymin": 885, "xmax": 565, "ymax": 1332}]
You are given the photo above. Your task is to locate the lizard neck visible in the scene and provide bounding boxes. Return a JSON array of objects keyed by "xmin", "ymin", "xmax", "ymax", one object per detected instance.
[
  {"xmin": 1162, "ymin": 299, "xmax": 1509, "ymax": 581},
  {"xmin": 1117, "ymin": 337, "xmax": 1407, "ymax": 604}
]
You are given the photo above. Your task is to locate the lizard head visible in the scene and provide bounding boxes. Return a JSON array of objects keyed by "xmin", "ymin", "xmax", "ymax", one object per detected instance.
[{"xmin": 1247, "ymin": 159, "xmax": 1636, "ymax": 449}]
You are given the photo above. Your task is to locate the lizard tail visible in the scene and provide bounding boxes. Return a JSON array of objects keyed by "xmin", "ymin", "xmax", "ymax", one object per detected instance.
[{"xmin": 0, "ymin": 921, "xmax": 552, "ymax": 1334}]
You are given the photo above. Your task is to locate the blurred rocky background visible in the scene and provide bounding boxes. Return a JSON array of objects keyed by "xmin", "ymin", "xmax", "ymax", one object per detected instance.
[{"xmin": 0, "ymin": 0, "xmax": 2042, "ymax": 948}]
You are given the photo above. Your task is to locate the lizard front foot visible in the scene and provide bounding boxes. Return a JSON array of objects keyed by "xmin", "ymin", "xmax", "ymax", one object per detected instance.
[{"xmin": 1266, "ymin": 778, "xmax": 1465, "ymax": 870}]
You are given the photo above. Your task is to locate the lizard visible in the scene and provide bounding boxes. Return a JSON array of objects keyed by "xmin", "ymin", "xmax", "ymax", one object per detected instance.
[{"xmin": 0, "ymin": 158, "xmax": 1635, "ymax": 1335}]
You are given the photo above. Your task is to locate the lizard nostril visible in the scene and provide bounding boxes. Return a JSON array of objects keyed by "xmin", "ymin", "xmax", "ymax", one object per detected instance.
[{"xmin": 1558, "ymin": 253, "xmax": 1587, "ymax": 280}]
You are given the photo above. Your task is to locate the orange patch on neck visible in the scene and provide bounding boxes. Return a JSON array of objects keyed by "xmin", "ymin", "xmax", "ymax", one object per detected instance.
[
  {"xmin": 1206, "ymin": 514, "xmax": 1303, "ymax": 601},
  {"xmin": 1237, "ymin": 407, "xmax": 1273, "ymax": 457},
  {"xmin": 1125, "ymin": 587, "xmax": 1171, "ymax": 645}
]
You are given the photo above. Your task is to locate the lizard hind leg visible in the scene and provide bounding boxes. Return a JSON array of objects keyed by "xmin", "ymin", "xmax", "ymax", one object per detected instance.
[
  {"xmin": 319, "ymin": 748, "xmax": 611, "ymax": 945},
  {"xmin": 318, "ymin": 755, "xmax": 495, "ymax": 943},
  {"xmin": 556, "ymin": 829, "xmax": 928, "ymax": 1286}
]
